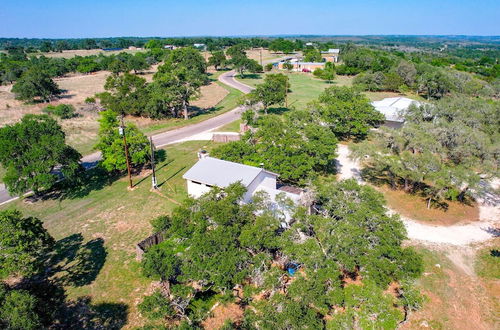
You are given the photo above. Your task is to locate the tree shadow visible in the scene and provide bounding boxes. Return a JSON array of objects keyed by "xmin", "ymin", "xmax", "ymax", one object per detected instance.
[
  {"xmin": 58, "ymin": 296, "xmax": 129, "ymax": 330},
  {"xmin": 241, "ymin": 73, "xmax": 262, "ymax": 79},
  {"xmin": 58, "ymin": 166, "xmax": 118, "ymax": 200},
  {"xmin": 158, "ymin": 165, "xmax": 186, "ymax": 188},
  {"xmin": 267, "ymin": 107, "xmax": 290, "ymax": 115},
  {"xmin": 48, "ymin": 234, "xmax": 107, "ymax": 288}
]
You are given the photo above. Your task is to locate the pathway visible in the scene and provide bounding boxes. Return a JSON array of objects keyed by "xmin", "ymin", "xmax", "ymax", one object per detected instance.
[{"xmin": 336, "ymin": 144, "xmax": 500, "ymax": 246}]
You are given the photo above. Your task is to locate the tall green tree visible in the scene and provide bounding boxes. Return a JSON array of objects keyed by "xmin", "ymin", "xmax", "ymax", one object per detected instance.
[
  {"xmin": 0, "ymin": 115, "xmax": 82, "ymax": 195},
  {"xmin": 207, "ymin": 50, "xmax": 226, "ymax": 70},
  {"xmin": 247, "ymin": 73, "xmax": 288, "ymax": 113},
  {"xmin": 11, "ymin": 68, "xmax": 61, "ymax": 102},
  {"xmin": 94, "ymin": 110, "xmax": 149, "ymax": 172},
  {"xmin": 97, "ymin": 73, "xmax": 149, "ymax": 116},
  {"xmin": 309, "ymin": 86, "xmax": 384, "ymax": 140},
  {"xmin": 0, "ymin": 209, "xmax": 55, "ymax": 278}
]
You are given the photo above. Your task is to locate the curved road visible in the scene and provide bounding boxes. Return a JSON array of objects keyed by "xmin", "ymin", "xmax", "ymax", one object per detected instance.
[{"xmin": 0, "ymin": 69, "xmax": 257, "ymax": 206}]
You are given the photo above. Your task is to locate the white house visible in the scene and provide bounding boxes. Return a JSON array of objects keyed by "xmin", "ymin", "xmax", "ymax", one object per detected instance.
[
  {"xmin": 371, "ymin": 97, "xmax": 421, "ymax": 128},
  {"xmin": 182, "ymin": 156, "xmax": 303, "ymax": 222}
]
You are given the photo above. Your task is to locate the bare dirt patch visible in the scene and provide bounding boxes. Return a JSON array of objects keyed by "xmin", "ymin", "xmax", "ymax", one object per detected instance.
[
  {"xmin": 201, "ymin": 302, "xmax": 243, "ymax": 329},
  {"xmin": 402, "ymin": 244, "xmax": 499, "ymax": 330},
  {"xmin": 378, "ymin": 185, "xmax": 480, "ymax": 226}
]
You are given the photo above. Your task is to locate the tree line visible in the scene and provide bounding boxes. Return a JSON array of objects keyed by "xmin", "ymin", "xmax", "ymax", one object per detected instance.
[{"xmin": 338, "ymin": 46, "xmax": 499, "ymax": 99}]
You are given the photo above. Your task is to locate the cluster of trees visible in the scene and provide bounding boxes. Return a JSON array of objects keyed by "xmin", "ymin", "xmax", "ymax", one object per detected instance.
[
  {"xmin": 95, "ymin": 110, "xmax": 150, "ymax": 172},
  {"xmin": 351, "ymin": 96, "xmax": 499, "ymax": 208},
  {"xmin": 97, "ymin": 47, "xmax": 208, "ymax": 119},
  {"xmin": 0, "ymin": 109, "xmax": 152, "ymax": 196},
  {"xmin": 1, "ymin": 48, "xmax": 163, "ymax": 102},
  {"xmin": 338, "ymin": 46, "xmax": 499, "ymax": 99},
  {"xmin": 214, "ymin": 85, "xmax": 382, "ymax": 184},
  {"xmin": 268, "ymin": 38, "xmax": 302, "ymax": 54},
  {"xmin": 42, "ymin": 103, "xmax": 77, "ymax": 119},
  {"xmin": 1, "ymin": 37, "xmax": 273, "ymax": 53},
  {"xmin": 213, "ymin": 111, "xmax": 338, "ymax": 184},
  {"xmin": 138, "ymin": 180, "xmax": 423, "ymax": 328},
  {"xmin": 224, "ymin": 45, "xmax": 262, "ymax": 76},
  {"xmin": 309, "ymin": 86, "xmax": 385, "ymax": 140},
  {"xmin": 1, "ymin": 48, "xmax": 159, "ymax": 84},
  {"xmin": 0, "ymin": 210, "xmax": 58, "ymax": 329}
]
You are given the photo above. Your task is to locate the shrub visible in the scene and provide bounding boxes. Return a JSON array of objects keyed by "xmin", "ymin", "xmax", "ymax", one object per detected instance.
[{"xmin": 42, "ymin": 104, "xmax": 76, "ymax": 119}]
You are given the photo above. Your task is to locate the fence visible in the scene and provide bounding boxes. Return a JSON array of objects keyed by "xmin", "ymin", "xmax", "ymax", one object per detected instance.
[
  {"xmin": 212, "ymin": 132, "xmax": 241, "ymax": 143},
  {"xmin": 135, "ymin": 231, "xmax": 167, "ymax": 260}
]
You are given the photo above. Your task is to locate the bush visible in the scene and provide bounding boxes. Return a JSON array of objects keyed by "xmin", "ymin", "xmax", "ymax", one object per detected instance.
[
  {"xmin": 84, "ymin": 96, "xmax": 96, "ymax": 104},
  {"xmin": 42, "ymin": 104, "xmax": 76, "ymax": 119},
  {"xmin": 265, "ymin": 63, "xmax": 274, "ymax": 72}
]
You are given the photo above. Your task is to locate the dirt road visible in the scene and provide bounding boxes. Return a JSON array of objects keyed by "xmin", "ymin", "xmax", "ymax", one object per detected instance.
[{"xmin": 336, "ymin": 144, "xmax": 499, "ymax": 246}]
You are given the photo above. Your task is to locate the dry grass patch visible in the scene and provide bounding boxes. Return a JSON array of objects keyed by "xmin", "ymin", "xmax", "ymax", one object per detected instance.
[
  {"xmin": 202, "ymin": 302, "xmax": 244, "ymax": 329},
  {"xmin": 403, "ymin": 245, "xmax": 499, "ymax": 330},
  {"xmin": 377, "ymin": 185, "xmax": 479, "ymax": 225}
]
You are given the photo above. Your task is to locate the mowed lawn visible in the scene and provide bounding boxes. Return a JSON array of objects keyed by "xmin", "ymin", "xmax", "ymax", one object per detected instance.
[
  {"xmin": 0, "ymin": 140, "xmax": 218, "ymax": 328},
  {"xmin": 236, "ymin": 72, "xmax": 423, "ymax": 106},
  {"xmin": 237, "ymin": 72, "xmax": 354, "ymax": 109}
]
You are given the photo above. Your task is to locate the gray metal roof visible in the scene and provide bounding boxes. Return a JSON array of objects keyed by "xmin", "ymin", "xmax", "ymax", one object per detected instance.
[{"xmin": 183, "ymin": 157, "xmax": 275, "ymax": 188}]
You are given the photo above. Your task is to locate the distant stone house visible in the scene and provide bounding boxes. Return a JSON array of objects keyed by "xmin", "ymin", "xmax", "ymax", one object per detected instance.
[
  {"xmin": 182, "ymin": 155, "xmax": 303, "ymax": 222},
  {"xmin": 321, "ymin": 48, "xmax": 340, "ymax": 63},
  {"xmin": 371, "ymin": 97, "xmax": 422, "ymax": 128}
]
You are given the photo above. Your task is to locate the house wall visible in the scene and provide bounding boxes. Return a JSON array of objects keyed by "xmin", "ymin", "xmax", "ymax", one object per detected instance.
[
  {"xmin": 244, "ymin": 171, "xmax": 278, "ymax": 202},
  {"xmin": 322, "ymin": 55, "xmax": 339, "ymax": 63},
  {"xmin": 186, "ymin": 180, "xmax": 212, "ymax": 198}
]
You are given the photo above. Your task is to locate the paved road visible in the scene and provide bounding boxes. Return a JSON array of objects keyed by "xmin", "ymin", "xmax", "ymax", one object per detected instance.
[
  {"xmin": 218, "ymin": 70, "xmax": 255, "ymax": 94},
  {"xmin": 0, "ymin": 69, "xmax": 256, "ymax": 205}
]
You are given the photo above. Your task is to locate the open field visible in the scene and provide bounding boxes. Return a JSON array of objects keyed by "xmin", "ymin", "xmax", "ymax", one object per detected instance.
[
  {"xmin": 0, "ymin": 67, "xmax": 233, "ymax": 156},
  {"xmin": 0, "ymin": 140, "xmax": 219, "ymax": 328},
  {"xmin": 403, "ymin": 244, "xmax": 499, "ymax": 330}
]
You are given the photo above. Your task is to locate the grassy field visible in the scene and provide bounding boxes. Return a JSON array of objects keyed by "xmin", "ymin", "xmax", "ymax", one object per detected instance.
[
  {"xmin": 236, "ymin": 72, "xmax": 424, "ymax": 106},
  {"xmin": 0, "ymin": 140, "xmax": 219, "ymax": 328},
  {"xmin": 237, "ymin": 72, "xmax": 346, "ymax": 109}
]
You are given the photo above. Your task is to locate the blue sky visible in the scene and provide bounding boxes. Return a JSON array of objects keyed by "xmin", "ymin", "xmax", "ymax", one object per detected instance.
[{"xmin": 1, "ymin": 0, "xmax": 499, "ymax": 38}]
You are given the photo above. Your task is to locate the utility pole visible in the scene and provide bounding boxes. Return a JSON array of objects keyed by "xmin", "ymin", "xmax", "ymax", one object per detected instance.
[
  {"xmin": 149, "ymin": 137, "xmax": 158, "ymax": 190},
  {"xmin": 260, "ymin": 47, "xmax": 263, "ymax": 69},
  {"xmin": 119, "ymin": 115, "xmax": 133, "ymax": 189}
]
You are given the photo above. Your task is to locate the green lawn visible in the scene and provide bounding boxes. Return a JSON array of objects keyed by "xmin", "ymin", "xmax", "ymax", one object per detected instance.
[
  {"xmin": 215, "ymin": 119, "xmax": 242, "ymax": 132},
  {"xmin": 237, "ymin": 72, "xmax": 423, "ymax": 106},
  {"xmin": 236, "ymin": 72, "xmax": 354, "ymax": 109},
  {"xmin": 0, "ymin": 140, "xmax": 219, "ymax": 328}
]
